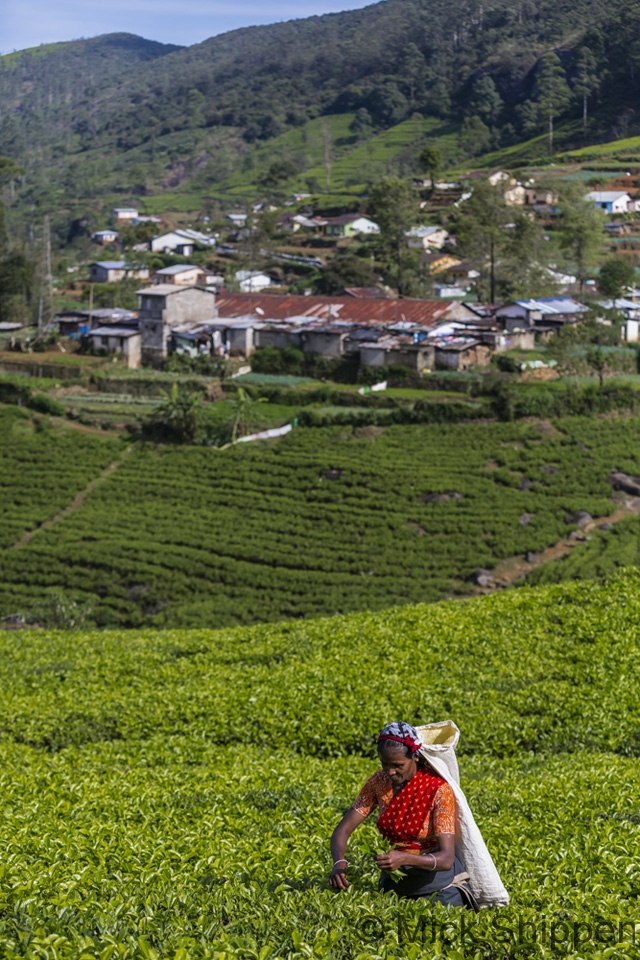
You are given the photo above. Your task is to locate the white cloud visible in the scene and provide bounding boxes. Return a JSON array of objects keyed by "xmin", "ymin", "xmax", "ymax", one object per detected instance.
[{"xmin": 2, "ymin": 0, "xmax": 375, "ymax": 53}]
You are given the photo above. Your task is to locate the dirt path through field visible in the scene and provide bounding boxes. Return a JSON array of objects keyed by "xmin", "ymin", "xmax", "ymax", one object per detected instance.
[
  {"xmin": 12, "ymin": 445, "xmax": 134, "ymax": 550},
  {"xmin": 477, "ymin": 494, "xmax": 640, "ymax": 593}
]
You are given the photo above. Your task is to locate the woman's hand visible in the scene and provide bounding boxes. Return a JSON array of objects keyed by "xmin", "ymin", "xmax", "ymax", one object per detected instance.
[
  {"xmin": 328, "ymin": 865, "xmax": 350, "ymax": 890},
  {"xmin": 375, "ymin": 850, "xmax": 408, "ymax": 872}
]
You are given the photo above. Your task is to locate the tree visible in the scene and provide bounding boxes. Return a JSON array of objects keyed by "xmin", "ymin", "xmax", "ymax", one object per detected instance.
[
  {"xmin": 454, "ymin": 178, "xmax": 511, "ymax": 303},
  {"xmin": 315, "ymin": 251, "xmax": 377, "ymax": 294},
  {"xmin": 227, "ymin": 386, "xmax": 267, "ymax": 441},
  {"xmin": 501, "ymin": 211, "xmax": 555, "ymax": 300},
  {"xmin": 367, "ymin": 82, "xmax": 408, "ymax": 127},
  {"xmin": 458, "ymin": 116, "xmax": 492, "ymax": 157},
  {"xmin": 153, "ymin": 383, "xmax": 201, "ymax": 444},
  {"xmin": 598, "ymin": 258, "xmax": 636, "ymax": 297},
  {"xmin": 468, "ymin": 76, "xmax": 503, "ymax": 126},
  {"xmin": 187, "ymin": 89, "xmax": 206, "ymax": 127},
  {"xmin": 369, "ymin": 176, "xmax": 418, "ymax": 294},
  {"xmin": 559, "ymin": 184, "xmax": 604, "ymax": 293},
  {"xmin": 515, "ymin": 100, "xmax": 539, "ymax": 137},
  {"xmin": 0, "ymin": 156, "xmax": 25, "ymax": 256},
  {"xmin": 261, "ymin": 159, "xmax": 298, "ymax": 190},
  {"xmin": 419, "ymin": 145, "xmax": 442, "ymax": 188},
  {"xmin": 321, "ymin": 120, "xmax": 333, "ymax": 191},
  {"xmin": 535, "ymin": 53, "xmax": 572, "ymax": 153},
  {"xmin": 0, "ymin": 156, "xmax": 24, "ymax": 185},
  {"xmin": 586, "ymin": 346, "xmax": 608, "ymax": 388},
  {"xmin": 399, "ymin": 43, "xmax": 427, "ymax": 103},
  {"xmin": 574, "ymin": 48, "xmax": 599, "ymax": 134},
  {"xmin": 349, "ymin": 108, "xmax": 372, "ymax": 140}
]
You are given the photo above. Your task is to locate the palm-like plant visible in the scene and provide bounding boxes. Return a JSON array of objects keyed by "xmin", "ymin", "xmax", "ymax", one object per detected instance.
[
  {"xmin": 228, "ymin": 387, "xmax": 267, "ymax": 441},
  {"xmin": 153, "ymin": 383, "xmax": 201, "ymax": 443}
]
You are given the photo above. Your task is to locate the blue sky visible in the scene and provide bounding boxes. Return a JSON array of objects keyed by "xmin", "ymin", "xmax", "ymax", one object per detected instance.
[{"xmin": 2, "ymin": 0, "xmax": 376, "ymax": 54}]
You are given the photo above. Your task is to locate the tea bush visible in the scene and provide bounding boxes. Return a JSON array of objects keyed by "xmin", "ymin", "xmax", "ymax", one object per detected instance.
[
  {"xmin": 3, "ymin": 409, "xmax": 640, "ymax": 627},
  {"xmin": 1, "ymin": 574, "xmax": 640, "ymax": 958}
]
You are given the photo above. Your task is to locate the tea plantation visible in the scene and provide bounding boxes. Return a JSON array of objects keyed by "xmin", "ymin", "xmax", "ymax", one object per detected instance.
[
  {"xmin": 3, "ymin": 403, "xmax": 640, "ymax": 627},
  {"xmin": 1, "ymin": 573, "xmax": 640, "ymax": 958}
]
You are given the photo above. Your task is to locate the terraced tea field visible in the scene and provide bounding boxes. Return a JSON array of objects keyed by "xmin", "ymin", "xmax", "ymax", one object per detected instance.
[{"xmin": 2, "ymin": 404, "xmax": 640, "ymax": 627}]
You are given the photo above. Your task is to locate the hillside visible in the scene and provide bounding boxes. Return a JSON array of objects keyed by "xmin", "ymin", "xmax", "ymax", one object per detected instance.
[
  {"xmin": 1, "ymin": 572, "xmax": 640, "ymax": 957},
  {"xmin": 3, "ymin": 401, "xmax": 640, "ymax": 629},
  {"xmin": 2, "ymin": 0, "xmax": 640, "ymax": 224}
]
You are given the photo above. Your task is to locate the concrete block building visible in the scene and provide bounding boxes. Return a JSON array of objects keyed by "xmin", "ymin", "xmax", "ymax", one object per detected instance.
[{"xmin": 137, "ymin": 285, "xmax": 216, "ymax": 364}]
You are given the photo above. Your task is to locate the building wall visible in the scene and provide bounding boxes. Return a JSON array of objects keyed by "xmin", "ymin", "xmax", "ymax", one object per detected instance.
[
  {"xmin": 360, "ymin": 345, "xmax": 388, "ymax": 367},
  {"xmin": 300, "ymin": 331, "xmax": 346, "ymax": 357},
  {"xmin": 91, "ymin": 266, "xmax": 125, "ymax": 283},
  {"xmin": 227, "ymin": 327, "xmax": 254, "ymax": 356},
  {"xmin": 255, "ymin": 329, "xmax": 301, "ymax": 350},
  {"xmin": 436, "ymin": 344, "xmax": 491, "ymax": 371},
  {"xmin": 386, "ymin": 345, "xmax": 435, "ymax": 371},
  {"xmin": 124, "ymin": 334, "xmax": 142, "ymax": 369},
  {"xmin": 140, "ymin": 288, "xmax": 216, "ymax": 363}
]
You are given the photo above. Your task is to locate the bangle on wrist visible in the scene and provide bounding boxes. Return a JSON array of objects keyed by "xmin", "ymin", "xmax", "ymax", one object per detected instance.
[
  {"xmin": 333, "ymin": 859, "xmax": 348, "ymax": 867},
  {"xmin": 428, "ymin": 853, "xmax": 437, "ymax": 870}
]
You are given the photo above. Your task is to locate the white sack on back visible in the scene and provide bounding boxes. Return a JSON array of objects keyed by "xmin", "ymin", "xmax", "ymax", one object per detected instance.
[{"xmin": 416, "ymin": 719, "xmax": 509, "ymax": 909}]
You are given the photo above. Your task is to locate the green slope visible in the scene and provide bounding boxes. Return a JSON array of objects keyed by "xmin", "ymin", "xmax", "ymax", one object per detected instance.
[
  {"xmin": 3, "ymin": 404, "xmax": 640, "ymax": 628},
  {"xmin": 1, "ymin": 572, "xmax": 640, "ymax": 957},
  {"xmin": 2, "ymin": 0, "xmax": 640, "ymax": 220}
]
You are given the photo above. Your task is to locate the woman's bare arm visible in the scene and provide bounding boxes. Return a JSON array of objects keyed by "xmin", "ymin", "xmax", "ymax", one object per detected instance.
[
  {"xmin": 329, "ymin": 807, "xmax": 366, "ymax": 890},
  {"xmin": 375, "ymin": 833, "xmax": 456, "ymax": 873}
]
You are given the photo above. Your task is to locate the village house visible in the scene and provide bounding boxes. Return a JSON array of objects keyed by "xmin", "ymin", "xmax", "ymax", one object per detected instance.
[
  {"xmin": 504, "ymin": 181, "xmax": 526, "ymax": 206},
  {"xmin": 603, "ymin": 222, "xmax": 632, "ymax": 236},
  {"xmin": 405, "ymin": 225, "xmax": 450, "ymax": 250},
  {"xmin": 88, "ymin": 327, "xmax": 142, "ymax": 369},
  {"xmin": 596, "ymin": 298, "xmax": 640, "ymax": 342},
  {"xmin": 276, "ymin": 213, "xmax": 324, "ymax": 234},
  {"xmin": 434, "ymin": 338, "xmax": 490, "ymax": 371},
  {"xmin": 89, "ymin": 261, "xmax": 150, "ymax": 283},
  {"xmin": 137, "ymin": 285, "xmax": 216, "ymax": 364},
  {"xmin": 92, "ymin": 229, "xmax": 119, "ymax": 245},
  {"xmin": 495, "ymin": 298, "xmax": 587, "ymax": 336},
  {"xmin": 443, "ymin": 260, "xmax": 479, "ymax": 286},
  {"xmin": 112, "ymin": 208, "xmax": 139, "ymax": 223},
  {"xmin": 524, "ymin": 187, "xmax": 558, "ymax": 207},
  {"xmin": 56, "ymin": 307, "xmax": 138, "ymax": 338},
  {"xmin": 214, "ymin": 292, "xmax": 477, "ymax": 327},
  {"xmin": 153, "ymin": 265, "xmax": 204, "ymax": 286},
  {"xmin": 358, "ymin": 337, "xmax": 435, "ymax": 372},
  {"xmin": 423, "ymin": 252, "xmax": 461, "ymax": 275},
  {"xmin": 149, "ymin": 228, "xmax": 215, "ymax": 255},
  {"xmin": 323, "ymin": 214, "xmax": 380, "ymax": 238},
  {"xmin": 586, "ymin": 191, "xmax": 632, "ymax": 214},
  {"xmin": 235, "ymin": 270, "xmax": 273, "ymax": 292}
]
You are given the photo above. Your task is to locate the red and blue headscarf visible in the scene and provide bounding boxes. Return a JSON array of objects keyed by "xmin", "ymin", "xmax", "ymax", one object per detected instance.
[{"xmin": 377, "ymin": 721, "xmax": 424, "ymax": 756}]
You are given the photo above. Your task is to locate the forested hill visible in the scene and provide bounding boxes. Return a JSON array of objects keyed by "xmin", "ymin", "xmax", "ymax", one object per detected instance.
[
  {"xmin": 1, "ymin": 0, "xmax": 640, "ymax": 215},
  {"xmin": 0, "ymin": 34, "xmax": 181, "ymax": 112}
]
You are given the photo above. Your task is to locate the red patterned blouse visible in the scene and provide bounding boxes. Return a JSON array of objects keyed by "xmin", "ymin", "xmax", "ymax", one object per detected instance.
[{"xmin": 352, "ymin": 768, "xmax": 456, "ymax": 852}]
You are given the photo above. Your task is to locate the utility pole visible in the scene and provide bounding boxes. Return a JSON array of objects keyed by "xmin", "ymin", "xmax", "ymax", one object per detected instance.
[{"xmin": 32, "ymin": 216, "xmax": 54, "ymax": 345}]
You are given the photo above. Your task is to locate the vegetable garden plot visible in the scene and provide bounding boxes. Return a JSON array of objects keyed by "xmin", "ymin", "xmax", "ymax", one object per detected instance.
[
  {"xmin": 1, "ymin": 575, "xmax": 640, "ymax": 958},
  {"xmin": 2, "ymin": 416, "xmax": 640, "ymax": 627}
]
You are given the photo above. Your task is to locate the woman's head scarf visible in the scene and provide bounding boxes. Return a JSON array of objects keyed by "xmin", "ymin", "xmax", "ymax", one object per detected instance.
[{"xmin": 377, "ymin": 721, "xmax": 424, "ymax": 756}]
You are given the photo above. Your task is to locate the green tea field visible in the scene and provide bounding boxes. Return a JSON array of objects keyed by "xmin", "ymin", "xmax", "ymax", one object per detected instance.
[
  {"xmin": 2, "ymin": 404, "xmax": 640, "ymax": 628},
  {"xmin": 1, "ymin": 574, "xmax": 640, "ymax": 958}
]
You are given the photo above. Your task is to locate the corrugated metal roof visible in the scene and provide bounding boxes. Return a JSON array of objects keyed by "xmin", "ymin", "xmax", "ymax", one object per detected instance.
[
  {"xmin": 90, "ymin": 326, "xmax": 140, "ymax": 337},
  {"xmin": 214, "ymin": 293, "xmax": 459, "ymax": 327},
  {"xmin": 155, "ymin": 265, "xmax": 200, "ymax": 275}
]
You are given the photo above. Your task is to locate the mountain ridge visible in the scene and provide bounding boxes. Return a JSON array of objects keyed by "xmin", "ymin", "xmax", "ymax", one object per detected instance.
[{"xmin": 1, "ymin": 0, "xmax": 639, "ymax": 224}]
